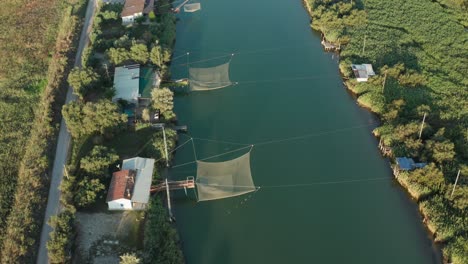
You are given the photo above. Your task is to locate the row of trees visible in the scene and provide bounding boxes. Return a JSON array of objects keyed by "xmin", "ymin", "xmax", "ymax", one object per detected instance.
[
  {"xmin": 306, "ymin": 0, "xmax": 467, "ymax": 262},
  {"xmin": 107, "ymin": 43, "xmax": 172, "ymax": 67},
  {"xmin": 55, "ymin": 0, "xmax": 184, "ymax": 262}
]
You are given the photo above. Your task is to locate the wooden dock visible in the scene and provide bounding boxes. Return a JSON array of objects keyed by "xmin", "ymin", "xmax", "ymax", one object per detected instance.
[
  {"xmin": 150, "ymin": 177, "xmax": 195, "ymax": 193},
  {"xmin": 321, "ymin": 40, "xmax": 341, "ymax": 51}
]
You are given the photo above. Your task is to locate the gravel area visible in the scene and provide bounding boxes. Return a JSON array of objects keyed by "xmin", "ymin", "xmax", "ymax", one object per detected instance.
[{"xmin": 75, "ymin": 211, "xmax": 144, "ymax": 263}]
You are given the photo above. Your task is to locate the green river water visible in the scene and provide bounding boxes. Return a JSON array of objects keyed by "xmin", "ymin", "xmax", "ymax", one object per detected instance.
[{"xmin": 169, "ymin": 0, "xmax": 440, "ymax": 263}]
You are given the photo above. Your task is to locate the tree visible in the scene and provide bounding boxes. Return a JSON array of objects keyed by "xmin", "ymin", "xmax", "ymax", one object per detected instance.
[
  {"xmin": 150, "ymin": 45, "xmax": 171, "ymax": 68},
  {"xmin": 47, "ymin": 209, "xmax": 75, "ymax": 264},
  {"xmin": 143, "ymin": 198, "xmax": 184, "ymax": 264},
  {"xmin": 74, "ymin": 178, "xmax": 105, "ymax": 208},
  {"xmin": 108, "ymin": 47, "xmax": 130, "ymax": 65},
  {"xmin": 147, "ymin": 128, "xmax": 176, "ymax": 160},
  {"xmin": 130, "ymin": 43, "xmax": 149, "ymax": 64},
  {"xmin": 114, "ymin": 35, "xmax": 132, "ymax": 49},
  {"xmin": 80, "ymin": 145, "xmax": 119, "ymax": 176},
  {"xmin": 148, "ymin": 11, "xmax": 156, "ymax": 21},
  {"xmin": 149, "ymin": 46, "xmax": 162, "ymax": 67},
  {"xmin": 120, "ymin": 253, "xmax": 141, "ymax": 264},
  {"xmin": 151, "ymin": 88, "xmax": 173, "ymax": 116},
  {"xmin": 101, "ymin": 10, "xmax": 119, "ymax": 21},
  {"xmin": 67, "ymin": 67, "xmax": 100, "ymax": 100},
  {"xmin": 425, "ymin": 140, "xmax": 456, "ymax": 164},
  {"xmin": 408, "ymin": 163, "xmax": 445, "ymax": 192},
  {"xmin": 142, "ymin": 108, "xmax": 150, "ymax": 122},
  {"xmin": 62, "ymin": 101, "xmax": 128, "ymax": 138}
]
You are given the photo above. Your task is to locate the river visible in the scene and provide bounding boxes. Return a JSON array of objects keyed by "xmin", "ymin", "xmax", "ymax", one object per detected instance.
[{"xmin": 169, "ymin": 0, "xmax": 439, "ymax": 263}]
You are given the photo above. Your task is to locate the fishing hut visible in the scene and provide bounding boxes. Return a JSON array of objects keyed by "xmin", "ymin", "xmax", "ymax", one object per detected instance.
[{"xmin": 393, "ymin": 157, "xmax": 427, "ymax": 178}]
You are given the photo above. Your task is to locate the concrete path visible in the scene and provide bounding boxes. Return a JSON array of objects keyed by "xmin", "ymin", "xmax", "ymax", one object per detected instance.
[{"xmin": 36, "ymin": 0, "xmax": 97, "ymax": 263}]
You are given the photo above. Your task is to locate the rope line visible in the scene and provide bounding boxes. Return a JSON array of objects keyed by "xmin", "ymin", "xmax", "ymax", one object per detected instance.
[
  {"xmin": 254, "ymin": 122, "xmax": 378, "ymax": 146},
  {"xmin": 171, "ymin": 145, "xmax": 253, "ymax": 168},
  {"xmin": 173, "ymin": 53, "xmax": 234, "ymax": 67},
  {"xmin": 153, "ymin": 138, "xmax": 193, "ymax": 164},
  {"xmin": 189, "ymin": 122, "xmax": 378, "ymax": 148},
  {"xmin": 191, "ymin": 136, "xmax": 251, "ymax": 146},
  {"xmin": 192, "ymin": 177, "xmax": 390, "ymax": 189}
]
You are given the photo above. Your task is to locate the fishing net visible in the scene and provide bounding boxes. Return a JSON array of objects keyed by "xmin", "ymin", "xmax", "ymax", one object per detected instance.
[
  {"xmin": 196, "ymin": 152, "xmax": 256, "ymax": 201},
  {"xmin": 184, "ymin": 3, "xmax": 201, "ymax": 12},
  {"xmin": 189, "ymin": 62, "xmax": 233, "ymax": 91}
]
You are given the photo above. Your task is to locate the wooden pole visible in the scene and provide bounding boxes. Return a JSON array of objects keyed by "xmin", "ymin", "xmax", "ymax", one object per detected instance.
[
  {"xmin": 418, "ymin": 112, "xmax": 427, "ymax": 139},
  {"xmin": 165, "ymin": 178, "xmax": 174, "ymax": 221},
  {"xmin": 450, "ymin": 169, "xmax": 461, "ymax": 198},
  {"xmin": 63, "ymin": 165, "xmax": 69, "ymax": 180},
  {"xmin": 186, "ymin": 52, "xmax": 190, "ymax": 79},
  {"xmin": 382, "ymin": 71, "xmax": 387, "ymax": 93}
]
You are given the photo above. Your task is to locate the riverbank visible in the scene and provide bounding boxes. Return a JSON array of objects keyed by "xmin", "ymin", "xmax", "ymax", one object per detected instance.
[{"xmin": 303, "ymin": 0, "xmax": 467, "ymax": 263}]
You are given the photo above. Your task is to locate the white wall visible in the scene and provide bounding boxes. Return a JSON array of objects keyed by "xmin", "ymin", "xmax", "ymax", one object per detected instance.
[
  {"xmin": 122, "ymin": 13, "xmax": 143, "ymax": 25},
  {"xmin": 107, "ymin": 198, "xmax": 133, "ymax": 210}
]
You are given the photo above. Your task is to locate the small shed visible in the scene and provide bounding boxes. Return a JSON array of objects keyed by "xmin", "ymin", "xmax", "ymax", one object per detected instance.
[
  {"xmin": 112, "ymin": 64, "xmax": 140, "ymax": 105},
  {"xmin": 393, "ymin": 157, "xmax": 427, "ymax": 177},
  {"xmin": 107, "ymin": 157, "xmax": 155, "ymax": 210},
  {"xmin": 351, "ymin": 64, "xmax": 375, "ymax": 82}
]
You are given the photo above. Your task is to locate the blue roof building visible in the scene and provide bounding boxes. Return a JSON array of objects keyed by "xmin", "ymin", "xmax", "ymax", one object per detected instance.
[{"xmin": 396, "ymin": 157, "xmax": 427, "ymax": 171}]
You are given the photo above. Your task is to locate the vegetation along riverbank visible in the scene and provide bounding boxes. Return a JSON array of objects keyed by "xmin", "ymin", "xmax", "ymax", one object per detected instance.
[
  {"xmin": 304, "ymin": 0, "xmax": 467, "ymax": 263},
  {"xmin": 47, "ymin": 0, "xmax": 185, "ymax": 262}
]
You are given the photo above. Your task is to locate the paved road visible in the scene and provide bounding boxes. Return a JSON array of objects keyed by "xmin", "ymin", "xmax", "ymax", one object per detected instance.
[{"xmin": 36, "ymin": 0, "xmax": 97, "ymax": 263}]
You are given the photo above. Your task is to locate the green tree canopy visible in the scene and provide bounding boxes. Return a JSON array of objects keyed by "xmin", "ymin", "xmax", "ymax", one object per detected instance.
[
  {"xmin": 74, "ymin": 178, "xmax": 105, "ymax": 208},
  {"xmin": 47, "ymin": 209, "xmax": 75, "ymax": 264},
  {"xmin": 130, "ymin": 43, "xmax": 149, "ymax": 64},
  {"xmin": 408, "ymin": 163, "xmax": 445, "ymax": 193},
  {"xmin": 425, "ymin": 140, "xmax": 456, "ymax": 164},
  {"xmin": 151, "ymin": 87, "xmax": 174, "ymax": 116},
  {"xmin": 150, "ymin": 45, "xmax": 171, "ymax": 68},
  {"xmin": 67, "ymin": 67, "xmax": 100, "ymax": 100},
  {"xmin": 120, "ymin": 253, "xmax": 141, "ymax": 264},
  {"xmin": 80, "ymin": 145, "xmax": 119, "ymax": 176},
  {"xmin": 62, "ymin": 101, "xmax": 127, "ymax": 138},
  {"xmin": 148, "ymin": 128, "xmax": 177, "ymax": 161},
  {"xmin": 108, "ymin": 47, "xmax": 130, "ymax": 65}
]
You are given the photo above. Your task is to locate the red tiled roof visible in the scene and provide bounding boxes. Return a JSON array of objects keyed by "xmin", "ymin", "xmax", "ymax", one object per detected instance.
[
  {"xmin": 122, "ymin": 0, "xmax": 145, "ymax": 17},
  {"xmin": 106, "ymin": 170, "xmax": 136, "ymax": 202}
]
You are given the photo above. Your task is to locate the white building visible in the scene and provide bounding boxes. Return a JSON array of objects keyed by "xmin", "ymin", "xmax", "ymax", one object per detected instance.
[
  {"xmin": 351, "ymin": 64, "xmax": 375, "ymax": 82},
  {"xmin": 106, "ymin": 157, "xmax": 155, "ymax": 210},
  {"xmin": 121, "ymin": 0, "xmax": 145, "ymax": 25},
  {"xmin": 112, "ymin": 64, "xmax": 140, "ymax": 105}
]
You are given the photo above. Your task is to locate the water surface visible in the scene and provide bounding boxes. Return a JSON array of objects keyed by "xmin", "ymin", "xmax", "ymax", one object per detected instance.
[{"xmin": 169, "ymin": 0, "xmax": 439, "ymax": 263}]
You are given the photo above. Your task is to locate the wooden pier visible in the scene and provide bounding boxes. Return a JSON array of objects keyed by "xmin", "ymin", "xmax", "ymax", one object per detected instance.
[
  {"xmin": 378, "ymin": 138, "xmax": 392, "ymax": 157},
  {"xmin": 150, "ymin": 177, "xmax": 195, "ymax": 193},
  {"xmin": 321, "ymin": 39, "xmax": 341, "ymax": 51}
]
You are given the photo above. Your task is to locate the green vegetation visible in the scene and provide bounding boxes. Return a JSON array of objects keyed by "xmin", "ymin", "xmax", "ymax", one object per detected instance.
[
  {"xmin": 151, "ymin": 87, "xmax": 175, "ymax": 120},
  {"xmin": 121, "ymin": 253, "xmax": 142, "ymax": 264},
  {"xmin": 143, "ymin": 198, "xmax": 184, "ymax": 264},
  {"xmin": 62, "ymin": 100, "xmax": 128, "ymax": 138},
  {"xmin": 67, "ymin": 67, "xmax": 101, "ymax": 100},
  {"xmin": 47, "ymin": 208, "xmax": 75, "ymax": 264},
  {"xmin": 0, "ymin": 0, "xmax": 88, "ymax": 261},
  {"xmin": 53, "ymin": 0, "xmax": 184, "ymax": 261},
  {"xmin": 305, "ymin": 0, "xmax": 467, "ymax": 262}
]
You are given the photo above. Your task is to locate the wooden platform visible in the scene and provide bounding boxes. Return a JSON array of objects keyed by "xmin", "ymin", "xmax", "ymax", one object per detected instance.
[{"xmin": 150, "ymin": 177, "xmax": 195, "ymax": 193}]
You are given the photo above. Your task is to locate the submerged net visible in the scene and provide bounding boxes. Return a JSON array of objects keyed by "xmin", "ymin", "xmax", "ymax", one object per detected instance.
[
  {"xmin": 184, "ymin": 3, "xmax": 201, "ymax": 12},
  {"xmin": 189, "ymin": 62, "xmax": 232, "ymax": 91},
  {"xmin": 196, "ymin": 152, "xmax": 256, "ymax": 201}
]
